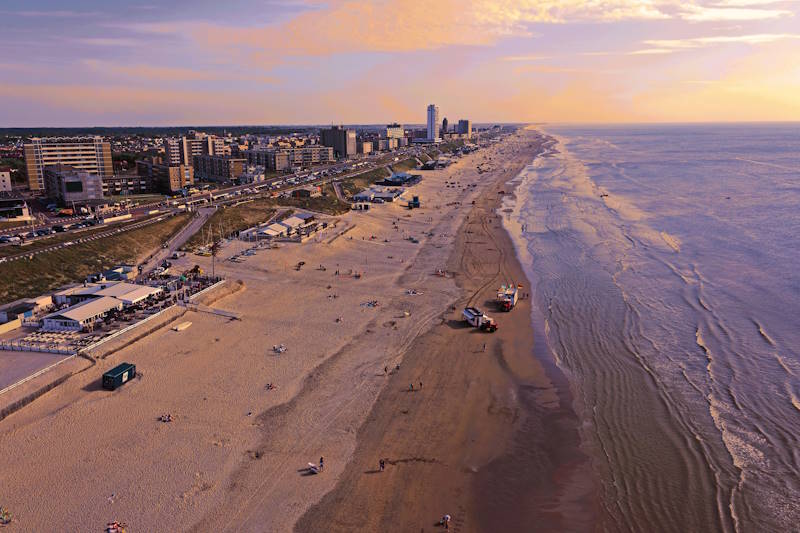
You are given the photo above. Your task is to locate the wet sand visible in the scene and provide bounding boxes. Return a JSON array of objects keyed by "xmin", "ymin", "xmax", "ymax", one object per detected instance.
[
  {"xmin": 296, "ymin": 133, "xmax": 596, "ymax": 532},
  {"xmin": 0, "ymin": 129, "xmax": 593, "ymax": 531}
]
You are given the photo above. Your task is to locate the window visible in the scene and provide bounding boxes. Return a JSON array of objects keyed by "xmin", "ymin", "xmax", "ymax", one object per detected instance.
[{"xmin": 65, "ymin": 181, "xmax": 83, "ymax": 193}]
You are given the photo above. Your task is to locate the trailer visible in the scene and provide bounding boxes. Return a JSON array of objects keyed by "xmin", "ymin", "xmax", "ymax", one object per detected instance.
[
  {"xmin": 102, "ymin": 362, "xmax": 136, "ymax": 391},
  {"xmin": 497, "ymin": 283, "xmax": 519, "ymax": 311},
  {"xmin": 462, "ymin": 307, "xmax": 498, "ymax": 332}
]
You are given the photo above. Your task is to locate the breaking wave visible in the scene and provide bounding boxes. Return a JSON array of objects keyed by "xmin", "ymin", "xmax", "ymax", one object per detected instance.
[{"xmin": 509, "ymin": 124, "xmax": 800, "ymax": 532}]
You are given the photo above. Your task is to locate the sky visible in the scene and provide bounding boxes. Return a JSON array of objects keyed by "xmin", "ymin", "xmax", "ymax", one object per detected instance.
[{"xmin": 1, "ymin": 0, "xmax": 799, "ymax": 126}]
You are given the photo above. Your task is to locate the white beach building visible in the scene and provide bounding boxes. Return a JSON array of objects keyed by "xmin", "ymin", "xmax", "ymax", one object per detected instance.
[{"xmin": 42, "ymin": 296, "xmax": 123, "ymax": 331}]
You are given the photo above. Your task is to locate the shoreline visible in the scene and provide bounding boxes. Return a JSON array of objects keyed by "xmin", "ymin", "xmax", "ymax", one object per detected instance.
[
  {"xmin": 296, "ymin": 129, "xmax": 596, "ymax": 531},
  {"xmin": 0, "ymin": 129, "xmax": 594, "ymax": 531}
]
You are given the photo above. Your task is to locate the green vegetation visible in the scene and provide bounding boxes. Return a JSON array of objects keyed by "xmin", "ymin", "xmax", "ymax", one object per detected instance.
[
  {"xmin": 183, "ymin": 192, "xmax": 351, "ymax": 251},
  {"xmin": 112, "ymin": 152, "xmax": 138, "ymax": 171},
  {"xmin": 390, "ymin": 158, "xmax": 419, "ymax": 173},
  {"xmin": 0, "ymin": 157, "xmax": 26, "ymax": 184},
  {"xmin": 184, "ymin": 199, "xmax": 276, "ymax": 250},
  {"xmin": 339, "ymin": 167, "xmax": 391, "ymax": 197},
  {"xmin": 439, "ymin": 139, "xmax": 466, "ymax": 153},
  {"xmin": 0, "ymin": 213, "xmax": 190, "ymax": 304},
  {"xmin": 0, "ymin": 220, "xmax": 30, "ymax": 231},
  {"xmin": 276, "ymin": 192, "xmax": 350, "ymax": 216},
  {"xmin": 0, "ymin": 216, "xmax": 165, "ymax": 259}
]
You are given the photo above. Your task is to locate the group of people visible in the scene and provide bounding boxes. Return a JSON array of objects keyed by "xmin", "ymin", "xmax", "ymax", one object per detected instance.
[{"xmin": 105, "ymin": 521, "xmax": 126, "ymax": 533}]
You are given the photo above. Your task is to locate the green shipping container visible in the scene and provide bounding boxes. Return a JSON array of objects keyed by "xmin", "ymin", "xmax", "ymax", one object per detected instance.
[{"xmin": 102, "ymin": 362, "xmax": 136, "ymax": 391}]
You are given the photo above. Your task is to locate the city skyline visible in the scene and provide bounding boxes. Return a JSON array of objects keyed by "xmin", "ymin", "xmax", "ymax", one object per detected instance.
[{"xmin": 2, "ymin": 1, "xmax": 800, "ymax": 126}]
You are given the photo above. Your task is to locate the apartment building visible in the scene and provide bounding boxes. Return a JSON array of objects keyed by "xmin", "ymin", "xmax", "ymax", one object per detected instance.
[
  {"xmin": 246, "ymin": 146, "xmax": 334, "ymax": 171},
  {"xmin": 321, "ymin": 126, "xmax": 357, "ymax": 158},
  {"xmin": 193, "ymin": 155, "xmax": 246, "ymax": 182},
  {"xmin": 102, "ymin": 173, "xmax": 155, "ymax": 196},
  {"xmin": 358, "ymin": 141, "xmax": 373, "ymax": 155},
  {"xmin": 457, "ymin": 119, "xmax": 472, "ymax": 138},
  {"xmin": 386, "ymin": 123, "xmax": 404, "ymax": 139},
  {"xmin": 0, "ymin": 168, "xmax": 11, "ymax": 193},
  {"xmin": 246, "ymin": 149, "xmax": 291, "ymax": 172},
  {"xmin": 43, "ymin": 164, "xmax": 104, "ymax": 206},
  {"xmin": 23, "ymin": 136, "xmax": 113, "ymax": 192},
  {"xmin": 136, "ymin": 160, "xmax": 194, "ymax": 193},
  {"xmin": 164, "ymin": 131, "xmax": 226, "ymax": 167}
]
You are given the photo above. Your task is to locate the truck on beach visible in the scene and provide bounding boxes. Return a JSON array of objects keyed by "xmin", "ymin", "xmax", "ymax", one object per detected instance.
[
  {"xmin": 497, "ymin": 283, "xmax": 519, "ymax": 311},
  {"xmin": 463, "ymin": 307, "xmax": 498, "ymax": 332},
  {"xmin": 102, "ymin": 362, "xmax": 136, "ymax": 391}
]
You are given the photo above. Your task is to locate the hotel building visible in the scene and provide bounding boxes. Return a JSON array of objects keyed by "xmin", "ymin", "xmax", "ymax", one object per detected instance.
[{"xmin": 427, "ymin": 104, "xmax": 440, "ymax": 141}]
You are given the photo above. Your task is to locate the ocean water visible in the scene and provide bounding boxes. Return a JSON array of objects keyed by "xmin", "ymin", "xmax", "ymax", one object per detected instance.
[{"xmin": 507, "ymin": 124, "xmax": 800, "ymax": 532}]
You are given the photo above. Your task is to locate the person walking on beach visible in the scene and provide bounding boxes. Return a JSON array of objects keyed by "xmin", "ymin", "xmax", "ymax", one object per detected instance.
[
  {"xmin": 419, "ymin": 381, "xmax": 423, "ymax": 390},
  {"xmin": 409, "ymin": 383, "xmax": 414, "ymax": 391},
  {"xmin": 482, "ymin": 343, "xmax": 486, "ymax": 352},
  {"xmin": 319, "ymin": 457, "xmax": 324, "ymax": 471},
  {"xmin": 379, "ymin": 459, "xmax": 385, "ymax": 472}
]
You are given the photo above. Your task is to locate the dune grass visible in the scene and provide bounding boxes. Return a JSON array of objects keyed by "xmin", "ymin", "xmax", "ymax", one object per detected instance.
[{"xmin": 0, "ymin": 213, "xmax": 190, "ymax": 304}]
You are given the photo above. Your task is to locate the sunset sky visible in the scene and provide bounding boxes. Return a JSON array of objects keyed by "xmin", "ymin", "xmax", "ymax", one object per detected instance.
[{"xmin": 2, "ymin": 0, "xmax": 799, "ymax": 126}]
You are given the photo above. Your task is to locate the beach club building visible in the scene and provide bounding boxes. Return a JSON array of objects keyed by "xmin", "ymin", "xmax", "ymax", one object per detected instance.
[
  {"xmin": 45, "ymin": 281, "xmax": 163, "ymax": 331},
  {"xmin": 240, "ymin": 212, "xmax": 318, "ymax": 240},
  {"xmin": 353, "ymin": 186, "xmax": 405, "ymax": 203},
  {"xmin": 42, "ymin": 296, "xmax": 123, "ymax": 331},
  {"xmin": 53, "ymin": 281, "xmax": 161, "ymax": 307}
]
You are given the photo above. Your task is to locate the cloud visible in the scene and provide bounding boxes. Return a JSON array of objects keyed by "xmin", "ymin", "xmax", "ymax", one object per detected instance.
[
  {"xmin": 679, "ymin": 4, "xmax": 793, "ymax": 21},
  {"xmin": 513, "ymin": 64, "xmax": 620, "ymax": 74},
  {"xmin": 3, "ymin": 10, "xmax": 102, "ymax": 18},
  {"xmin": 710, "ymin": 0, "xmax": 794, "ymax": 6},
  {"xmin": 119, "ymin": 0, "xmax": 674, "ymax": 63},
  {"xmin": 643, "ymin": 33, "xmax": 800, "ymax": 51},
  {"xmin": 629, "ymin": 48, "xmax": 677, "ymax": 54},
  {"xmin": 501, "ymin": 55, "xmax": 550, "ymax": 61},
  {"xmin": 82, "ymin": 60, "xmax": 279, "ymax": 83},
  {"xmin": 631, "ymin": 43, "xmax": 800, "ymax": 121},
  {"xmin": 73, "ymin": 37, "xmax": 139, "ymax": 47}
]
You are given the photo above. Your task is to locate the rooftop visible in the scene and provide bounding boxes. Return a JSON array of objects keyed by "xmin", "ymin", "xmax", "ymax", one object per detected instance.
[
  {"xmin": 93, "ymin": 282, "xmax": 142, "ymax": 298},
  {"xmin": 46, "ymin": 296, "xmax": 122, "ymax": 323}
]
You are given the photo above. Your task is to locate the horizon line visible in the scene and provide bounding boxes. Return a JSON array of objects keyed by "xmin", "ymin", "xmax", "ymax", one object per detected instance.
[{"xmin": 2, "ymin": 120, "xmax": 800, "ymax": 131}]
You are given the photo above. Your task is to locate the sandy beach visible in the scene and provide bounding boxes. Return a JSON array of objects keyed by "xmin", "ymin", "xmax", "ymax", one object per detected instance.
[{"xmin": 0, "ymin": 129, "xmax": 591, "ymax": 531}]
